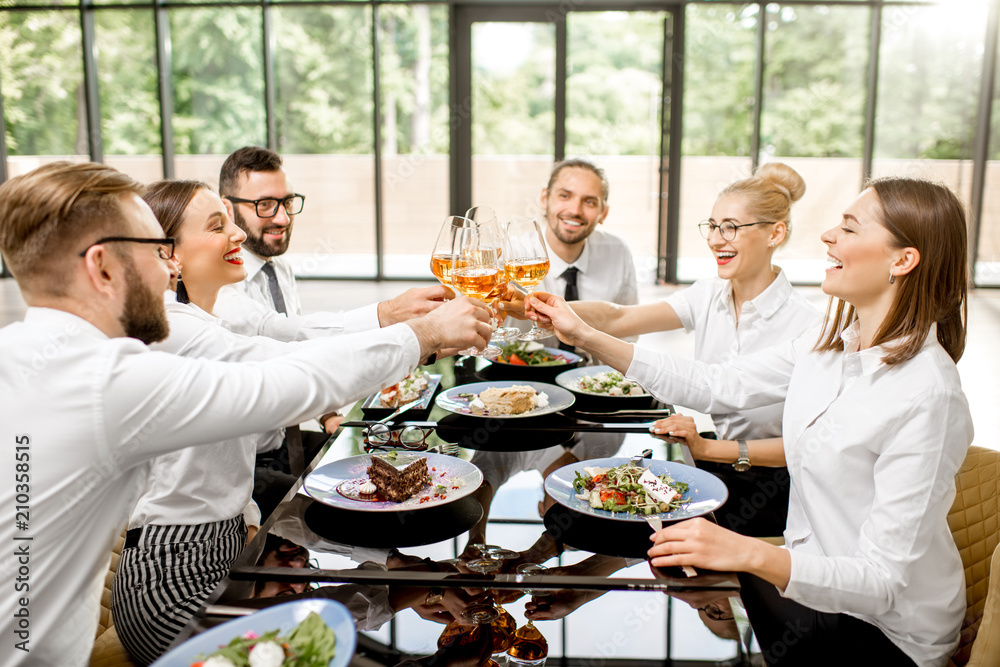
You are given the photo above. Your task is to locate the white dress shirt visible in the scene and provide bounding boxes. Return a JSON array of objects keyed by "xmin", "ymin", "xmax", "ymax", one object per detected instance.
[
  {"xmin": 0, "ymin": 307, "xmax": 419, "ymax": 666},
  {"xmin": 665, "ymin": 270, "xmax": 818, "ymax": 439},
  {"xmin": 215, "ymin": 252, "xmax": 380, "ymax": 340},
  {"xmin": 628, "ymin": 323, "xmax": 972, "ymax": 666},
  {"xmin": 128, "ymin": 292, "xmax": 299, "ymax": 530}
]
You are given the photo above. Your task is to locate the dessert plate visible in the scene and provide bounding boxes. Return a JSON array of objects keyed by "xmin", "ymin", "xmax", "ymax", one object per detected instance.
[
  {"xmin": 544, "ymin": 457, "xmax": 728, "ymax": 523},
  {"xmin": 434, "ymin": 380, "xmax": 574, "ymax": 419},
  {"xmin": 303, "ymin": 453, "xmax": 483, "ymax": 512}
]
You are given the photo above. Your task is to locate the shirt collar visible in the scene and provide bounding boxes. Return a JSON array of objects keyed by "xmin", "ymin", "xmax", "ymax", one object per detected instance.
[
  {"xmin": 241, "ymin": 251, "xmax": 267, "ymax": 281},
  {"xmin": 839, "ymin": 320, "xmax": 939, "ymax": 376},
  {"xmin": 715, "ymin": 268, "xmax": 792, "ymax": 319},
  {"xmin": 23, "ymin": 307, "xmax": 110, "ymax": 340},
  {"xmin": 544, "ymin": 234, "xmax": 590, "ymax": 278},
  {"xmin": 753, "ymin": 268, "xmax": 794, "ymax": 319},
  {"xmin": 162, "ymin": 289, "xmax": 219, "ymax": 322}
]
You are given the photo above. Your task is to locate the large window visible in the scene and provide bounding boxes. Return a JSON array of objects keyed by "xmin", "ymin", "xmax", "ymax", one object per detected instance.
[
  {"xmin": 677, "ymin": 3, "xmax": 756, "ymax": 282},
  {"xmin": 760, "ymin": 3, "xmax": 870, "ymax": 283},
  {"xmin": 3, "ymin": 0, "xmax": 1000, "ymax": 287},
  {"xmin": 1, "ymin": 9, "xmax": 87, "ymax": 178},
  {"xmin": 871, "ymin": 3, "xmax": 986, "ymax": 203}
]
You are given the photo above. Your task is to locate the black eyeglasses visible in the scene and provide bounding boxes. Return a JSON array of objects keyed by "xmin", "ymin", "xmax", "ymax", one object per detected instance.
[
  {"xmin": 363, "ymin": 423, "xmax": 434, "ymax": 453},
  {"xmin": 698, "ymin": 220, "xmax": 776, "ymax": 241},
  {"xmin": 78, "ymin": 236, "xmax": 176, "ymax": 261},
  {"xmin": 224, "ymin": 194, "xmax": 305, "ymax": 218}
]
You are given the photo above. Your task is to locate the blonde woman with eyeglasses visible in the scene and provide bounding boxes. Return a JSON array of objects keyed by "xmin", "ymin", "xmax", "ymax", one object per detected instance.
[{"xmin": 568, "ymin": 163, "xmax": 818, "ymax": 537}]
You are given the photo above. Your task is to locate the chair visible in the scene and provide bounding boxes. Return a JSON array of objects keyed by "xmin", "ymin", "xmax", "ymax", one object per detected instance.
[
  {"xmin": 947, "ymin": 445, "xmax": 1000, "ymax": 666},
  {"xmin": 89, "ymin": 530, "xmax": 136, "ymax": 667}
]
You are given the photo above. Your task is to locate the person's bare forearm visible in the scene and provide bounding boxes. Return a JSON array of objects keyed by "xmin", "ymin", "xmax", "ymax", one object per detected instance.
[
  {"xmin": 575, "ymin": 325, "xmax": 636, "ymax": 372},
  {"xmin": 569, "ymin": 301, "xmax": 622, "ymax": 334},
  {"xmin": 697, "ymin": 437, "xmax": 786, "ymax": 467},
  {"xmin": 571, "ymin": 301, "xmax": 680, "ymax": 339}
]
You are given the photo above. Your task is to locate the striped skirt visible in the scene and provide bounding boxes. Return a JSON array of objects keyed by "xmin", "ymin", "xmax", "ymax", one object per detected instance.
[{"xmin": 111, "ymin": 516, "xmax": 247, "ymax": 665}]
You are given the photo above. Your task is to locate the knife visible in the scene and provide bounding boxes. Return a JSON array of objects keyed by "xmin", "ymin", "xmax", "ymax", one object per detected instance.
[{"xmin": 341, "ymin": 420, "xmax": 659, "ymax": 434}]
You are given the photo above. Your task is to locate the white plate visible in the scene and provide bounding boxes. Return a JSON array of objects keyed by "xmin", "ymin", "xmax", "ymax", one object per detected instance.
[
  {"xmin": 554, "ymin": 365, "xmax": 651, "ymax": 397},
  {"xmin": 434, "ymin": 380, "xmax": 575, "ymax": 419},
  {"xmin": 544, "ymin": 457, "xmax": 728, "ymax": 523},
  {"xmin": 150, "ymin": 599, "xmax": 355, "ymax": 667},
  {"xmin": 303, "ymin": 453, "xmax": 483, "ymax": 512}
]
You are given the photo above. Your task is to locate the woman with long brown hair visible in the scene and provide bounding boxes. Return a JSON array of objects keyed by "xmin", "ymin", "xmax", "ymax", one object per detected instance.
[{"xmin": 526, "ymin": 177, "xmax": 972, "ymax": 666}]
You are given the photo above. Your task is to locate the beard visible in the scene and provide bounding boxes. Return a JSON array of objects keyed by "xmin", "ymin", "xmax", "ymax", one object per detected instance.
[
  {"xmin": 119, "ymin": 260, "xmax": 170, "ymax": 345},
  {"xmin": 232, "ymin": 205, "xmax": 292, "ymax": 258},
  {"xmin": 545, "ymin": 204, "xmax": 592, "ymax": 246}
]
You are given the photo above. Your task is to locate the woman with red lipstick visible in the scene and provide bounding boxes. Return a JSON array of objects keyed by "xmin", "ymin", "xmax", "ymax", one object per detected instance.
[
  {"xmin": 111, "ymin": 181, "xmax": 489, "ymax": 663},
  {"xmin": 109, "ymin": 181, "xmax": 296, "ymax": 663},
  {"xmin": 568, "ymin": 163, "xmax": 818, "ymax": 537},
  {"xmin": 527, "ymin": 178, "xmax": 972, "ymax": 666}
]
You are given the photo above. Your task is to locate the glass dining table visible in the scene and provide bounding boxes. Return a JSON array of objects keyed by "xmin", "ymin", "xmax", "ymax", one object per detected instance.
[{"xmin": 171, "ymin": 356, "xmax": 748, "ymax": 666}]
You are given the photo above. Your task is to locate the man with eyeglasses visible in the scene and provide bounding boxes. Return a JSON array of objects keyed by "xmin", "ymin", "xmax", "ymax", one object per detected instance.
[
  {"xmin": 0, "ymin": 162, "xmax": 492, "ymax": 666},
  {"xmin": 215, "ymin": 146, "xmax": 460, "ymax": 497},
  {"xmin": 216, "ymin": 146, "xmax": 449, "ymax": 332}
]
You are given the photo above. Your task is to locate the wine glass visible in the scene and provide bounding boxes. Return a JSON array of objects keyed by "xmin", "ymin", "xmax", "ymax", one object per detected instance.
[
  {"xmin": 430, "ymin": 215, "xmax": 473, "ymax": 291},
  {"xmin": 507, "ymin": 618, "xmax": 548, "ymax": 666},
  {"xmin": 503, "ymin": 217, "xmax": 551, "ymax": 341},
  {"xmin": 467, "ymin": 206, "xmax": 520, "ymax": 343},
  {"xmin": 451, "ymin": 222, "xmax": 504, "ymax": 357}
]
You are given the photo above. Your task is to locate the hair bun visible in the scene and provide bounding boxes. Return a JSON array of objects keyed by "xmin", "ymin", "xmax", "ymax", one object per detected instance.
[{"xmin": 755, "ymin": 162, "xmax": 806, "ymax": 204}]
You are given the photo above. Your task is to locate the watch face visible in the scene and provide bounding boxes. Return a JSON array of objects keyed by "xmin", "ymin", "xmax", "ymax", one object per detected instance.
[{"xmin": 733, "ymin": 460, "xmax": 751, "ymax": 472}]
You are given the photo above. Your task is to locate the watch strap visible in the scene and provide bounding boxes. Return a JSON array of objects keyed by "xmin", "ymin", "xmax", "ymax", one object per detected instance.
[{"xmin": 733, "ymin": 439, "xmax": 751, "ymax": 472}]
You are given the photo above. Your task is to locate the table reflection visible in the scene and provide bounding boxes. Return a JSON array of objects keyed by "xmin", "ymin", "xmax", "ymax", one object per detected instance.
[{"xmin": 174, "ymin": 357, "xmax": 741, "ymax": 665}]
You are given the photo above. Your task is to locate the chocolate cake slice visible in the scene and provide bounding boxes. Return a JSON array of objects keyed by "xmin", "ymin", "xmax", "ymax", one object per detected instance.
[{"xmin": 366, "ymin": 453, "xmax": 430, "ymax": 502}]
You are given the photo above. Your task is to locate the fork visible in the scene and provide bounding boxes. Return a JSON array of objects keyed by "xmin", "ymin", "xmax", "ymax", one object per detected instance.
[
  {"xmin": 643, "ymin": 513, "xmax": 697, "ymax": 577},
  {"xmin": 426, "ymin": 443, "xmax": 461, "ymax": 457}
]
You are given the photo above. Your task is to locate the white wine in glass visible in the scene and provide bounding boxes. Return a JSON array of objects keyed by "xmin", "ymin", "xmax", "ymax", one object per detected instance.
[
  {"xmin": 430, "ymin": 216, "xmax": 474, "ymax": 288},
  {"xmin": 466, "ymin": 205, "xmax": 520, "ymax": 343},
  {"xmin": 451, "ymin": 223, "xmax": 503, "ymax": 357},
  {"xmin": 504, "ymin": 218, "xmax": 551, "ymax": 342}
]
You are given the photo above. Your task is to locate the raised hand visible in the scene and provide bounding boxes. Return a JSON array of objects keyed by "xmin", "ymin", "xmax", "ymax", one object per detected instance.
[{"xmin": 378, "ymin": 285, "xmax": 455, "ymax": 326}]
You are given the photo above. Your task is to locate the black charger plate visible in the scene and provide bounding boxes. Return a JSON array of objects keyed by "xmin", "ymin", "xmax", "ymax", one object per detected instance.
[{"xmin": 303, "ymin": 494, "xmax": 484, "ymax": 548}]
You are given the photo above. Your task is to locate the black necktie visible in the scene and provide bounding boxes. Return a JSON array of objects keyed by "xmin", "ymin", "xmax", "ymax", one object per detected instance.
[
  {"xmin": 559, "ymin": 267, "xmax": 579, "ymax": 351},
  {"xmin": 261, "ymin": 261, "xmax": 288, "ymax": 315},
  {"xmin": 562, "ymin": 266, "xmax": 579, "ymax": 302}
]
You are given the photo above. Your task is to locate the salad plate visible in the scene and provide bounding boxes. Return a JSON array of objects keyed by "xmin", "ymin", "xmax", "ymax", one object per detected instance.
[
  {"xmin": 491, "ymin": 342, "xmax": 581, "ymax": 368},
  {"xmin": 150, "ymin": 599, "xmax": 355, "ymax": 667},
  {"xmin": 555, "ymin": 365, "xmax": 651, "ymax": 397},
  {"xmin": 434, "ymin": 380, "xmax": 574, "ymax": 419},
  {"xmin": 303, "ymin": 453, "xmax": 483, "ymax": 512},
  {"xmin": 555, "ymin": 365, "xmax": 655, "ymax": 412},
  {"xmin": 484, "ymin": 343, "xmax": 582, "ymax": 382},
  {"xmin": 544, "ymin": 457, "xmax": 728, "ymax": 523}
]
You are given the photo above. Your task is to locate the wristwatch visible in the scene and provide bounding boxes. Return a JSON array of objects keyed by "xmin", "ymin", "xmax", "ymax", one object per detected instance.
[{"xmin": 733, "ymin": 439, "xmax": 751, "ymax": 472}]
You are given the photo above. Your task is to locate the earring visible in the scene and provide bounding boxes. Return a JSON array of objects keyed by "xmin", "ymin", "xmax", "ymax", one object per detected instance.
[
  {"xmin": 888, "ymin": 270, "xmax": 895, "ymax": 285},
  {"xmin": 769, "ymin": 242, "xmax": 775, "ymax": 247}
]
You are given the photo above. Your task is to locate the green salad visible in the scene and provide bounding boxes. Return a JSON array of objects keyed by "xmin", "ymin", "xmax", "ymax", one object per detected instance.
[
  {"xmin": 192, "ymin": 611, "xmax": 336, "ymax": 667},
  {"xmin": 572, "ymin": 462, "xmax": 689, "ymax": 515},
  {"xmin": 496, "ymin": 341, "xmax": 573, "ymax": 366}
]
